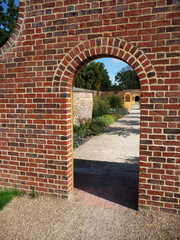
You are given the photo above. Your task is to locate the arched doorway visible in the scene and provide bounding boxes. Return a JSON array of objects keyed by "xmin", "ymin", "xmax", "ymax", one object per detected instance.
[
  {"xmin": 135, "ymin": 96, "xmax": 140, "ymax": 102},
  {"xmin": 132, "ymin": 93, "xmax": 141, "ymax": 109},
  {"xmin": 53, "ymin": 37, "xmax": 157, "ymax": 209},
  {"xmin": 72, "ymin": 58, "xmax": 140, "ymax": 209},
  {"xmin": 124, "ymin": 92, "xmax": 132, "ymax": 110}
]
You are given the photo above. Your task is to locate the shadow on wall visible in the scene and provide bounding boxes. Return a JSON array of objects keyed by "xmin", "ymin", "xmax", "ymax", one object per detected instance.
[{"xmin": 74, "ymin": 158, "xmax": 139, "ymax": 210}]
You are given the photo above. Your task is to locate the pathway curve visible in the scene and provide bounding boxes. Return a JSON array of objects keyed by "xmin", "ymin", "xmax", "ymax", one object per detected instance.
[{"xmin": 73, "ymin": 105, "xmax": 140, "ymax": 210}]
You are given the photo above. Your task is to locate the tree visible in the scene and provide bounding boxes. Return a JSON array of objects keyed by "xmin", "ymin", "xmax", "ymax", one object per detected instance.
[
  {"xmin": 0, "ymin": 0, "xmax": 19, "ymax": 47},
  {"xmin": 100, "ymin": 68, "xmax": 111, "ymax": 91},
  {"xmin": 115, "ymin": 66, "xmax": 140, "ymax": 90},
  {"xmin": 75, "ymin": 61, "xmax": 112, "ymax": 91},
  {"xmin": 110, "ymin": 83, "xmax": 120, "ymax": 91}
]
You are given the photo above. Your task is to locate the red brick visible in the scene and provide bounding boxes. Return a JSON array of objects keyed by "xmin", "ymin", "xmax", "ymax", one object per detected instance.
[
  {"xmin": 0, "ymin": 0, "xmax": 179, "ymax": 215},
  {"xmin": 147, "ymin": 190, "xmax": 164, "ymax": 196}
]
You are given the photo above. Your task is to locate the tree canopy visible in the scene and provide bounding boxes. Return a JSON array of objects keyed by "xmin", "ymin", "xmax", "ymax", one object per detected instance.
[
  {"xmin": 0, "ymin": 0, "xmax": 19, "ymax": 47},
  {"xmin": 114, "ymin": 66, "xmax": 140, "ymax": 90},
  {"xmin": 75, "ymin": 61, "xmax": 140, "ymax": 91},
  {"xmin": 75, "ymin": 61, "xmax": 112, "ymax": 91}
]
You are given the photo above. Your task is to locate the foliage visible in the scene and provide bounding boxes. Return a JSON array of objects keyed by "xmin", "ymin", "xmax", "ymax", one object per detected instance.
[
  {"xmin": 93, "ymin": 94, "xmax": 122, "ymax": 117},
  {"xmin": 100, "ymin": 68, "xmax": 112, "ymax": 91},
  {"xmin": 0, "ymin": 0, "xmax": 19, "ymax": 47},
  {"xmin": 109, "ymin": 83, "xmax": 121, "ymax": 91},
  {"xmin": 73, "ymin": 121, "xmax": 91, "ymax": 138},
  {"xmin": 29, "ymin": 191, "xmax": 38, "ymax": 199},
  {"xmin": 73, "ymin": 118, "xmax": 105, "ymax": 148},
  {"xmin": 98, "ymin": 114, "xmax": 123, "ymax": 126},
  {"xmin": 109, "ymin": 95, "xmax": 122, "ymax": 109},
  {"xmin": 90, "ymin": 118, "xmax": 105, "ymax": 135},
  {"xmin": 98, "ymin": 115, "xmax": 117, "ymax": 126},
  {"xmin": 73, "ymin": 132, "xmax": 84, "ymax": 148},
  {"xmin": 0, "ymin": 188, "xmax": 40, "ymax": 211},
  {"xmin": 75, "ymin": 61, "xmax": 111, "ymax": 91},
  {"xmin": 93, "ymin": 95, "xmax": 110, "ymax": 117},
  {"xmin": 115, "ymin": 66, "xmax": 140, "ymax": 90},
  {"xmin": 73, "ymin": 112, "xmax": 125, "ymax": 148},
  {"xmin": 0, "ymin": 189, "xmax": 26, "ymax": 210},
  {"xmin": 112, "ymin": 114, "xmax": 123, "ymax": 120},
  {"xmin": 109, "ymin": 107, "xmax": 129, "ymax": 116}
]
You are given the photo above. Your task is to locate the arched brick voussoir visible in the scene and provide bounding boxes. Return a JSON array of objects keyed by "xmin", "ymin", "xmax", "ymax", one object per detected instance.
[
  {"xmin": 63, "ymin": 70, "xmax": 75, "ymax": 80},
  {"xmin": 61, "ymin": 76, "xmax": 74, "ymax": 88},
  {"xmin": 63, "ymin": 55, "xmax": 73, "ymax": 67},
  {"xmin": 53, "ymin": 37, "xmax": 157, "ymax": 88},
  {"xmin": 128, "ymin": 56, "xmax": 136, "ymax": 66},
  {"xmin": 0, "ymin": 0, "xmax": 26, "ymax": 56}
]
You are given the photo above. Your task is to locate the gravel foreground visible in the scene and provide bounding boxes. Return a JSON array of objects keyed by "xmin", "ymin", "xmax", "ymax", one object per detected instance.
[{"xmin": 0, "ymin": 196, "xmax": 180, "ymax": 240}]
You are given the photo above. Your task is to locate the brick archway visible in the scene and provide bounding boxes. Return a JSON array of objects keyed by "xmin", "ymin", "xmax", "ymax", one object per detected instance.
[
  {"xmin": 53, "ymin": 37, "xmax": 158, "ymax": 208},
  {"xmin": 0, "ymin": 1, "xmax": 179, "ymax": 214},
  {"xmin": 54, "ymin": 37, "xmax": 157, "ymax": 88}
]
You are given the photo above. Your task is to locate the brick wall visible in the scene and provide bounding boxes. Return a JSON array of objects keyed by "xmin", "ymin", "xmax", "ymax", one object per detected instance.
[
  {"xmin": 100, "ymin": 89, "xmax": 141, "ymax": 103},
  {"xmin": 73, "ymin": 91, "xmax": 93, "ymax": 126},
  {"xmin": 0, "ymin": 0, "xmax": 179, "ymax": 214}
]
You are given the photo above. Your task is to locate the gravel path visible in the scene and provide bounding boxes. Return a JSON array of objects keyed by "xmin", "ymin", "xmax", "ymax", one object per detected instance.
[{"xmin": 0, "ymin": 195, "xmax": 180, "ymax": 240}]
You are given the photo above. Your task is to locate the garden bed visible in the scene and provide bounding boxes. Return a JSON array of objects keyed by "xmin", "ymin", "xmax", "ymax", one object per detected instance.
[{"xmin": 73, "ymin": 107, "xmax": 129, "ymax": 149}]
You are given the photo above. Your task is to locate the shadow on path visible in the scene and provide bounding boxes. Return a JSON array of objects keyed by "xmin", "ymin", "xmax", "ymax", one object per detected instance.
[
  {"xmin": 74, "ymin": 107, "xmax": 140, "ymax": 210},
  {"xmin": 74, "ymin": 158, "xmax": 139, "ymax": 210},
  {"xmin": 105, "ymin": 126, "xmax": 140, "ymax": 137}
]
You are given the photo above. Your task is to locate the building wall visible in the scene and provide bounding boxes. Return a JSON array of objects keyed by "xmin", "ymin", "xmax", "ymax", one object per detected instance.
[
  {"xmin": 73, "ymin": 91, "xmax": 93, "ymax": 126},
  {"xmin": 0, "ymin": 0, "xmax": 179, "ymax": 214},
  {"xmin": 100, "ymin": 89, "xmax": 141, "ymax": 104},
  {"xmin": 100, "ymin": 89, "xmax": 141, "ymax": 98}
]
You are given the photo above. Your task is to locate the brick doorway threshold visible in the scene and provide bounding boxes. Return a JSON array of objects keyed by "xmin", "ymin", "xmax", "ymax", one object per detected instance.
[{"xmin": 72, "ymin": 159, "xmax": 139, "ymax": 210}]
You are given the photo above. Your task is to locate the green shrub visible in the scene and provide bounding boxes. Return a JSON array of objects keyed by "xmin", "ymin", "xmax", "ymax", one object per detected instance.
[
  {"xmin": 99, "ymin": 115, "xmax": 116, "ymax": 126},
  {"xmin": 109, "ymin": 95, "xmax": 122, "ymax": 109},
  {"xmin": 73, "ymin": 121, "xmax": 91, "ymax": 138},
  {"xmin": 73, "ymin": 118, "xmax": 106, "ymax": 148},
  {"xmin": 93, "ymin": 96, "xmax": 110, "ymax": 117},
  {"xmin": 109, "ymin": 107, "xmax": 129, "ymax": 116},
  {"xmin": 73, "ymin": 132, "xmax": 84, "ymax": 148},
  {"xmin": 73, "ymin": 121, "xmax": 91, "ymax": 148},
  {"xmin": 73, "ymin": 101, "xmax": 127, "ymax": 148},
  {"xmin": 112, "ymin": 114, "xmax": 123, "ymax": 120},
  {"xmin": 90, "ymin": 118, "xmax": 105, "ymax": 135}
]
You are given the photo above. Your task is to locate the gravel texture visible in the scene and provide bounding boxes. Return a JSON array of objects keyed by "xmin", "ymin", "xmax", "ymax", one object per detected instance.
[{"xmin": 0, "ymin": 195, "xmax": 180, "ymax": 240}]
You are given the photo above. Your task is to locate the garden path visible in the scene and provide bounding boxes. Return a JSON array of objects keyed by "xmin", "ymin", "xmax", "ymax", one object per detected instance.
[{"xmin": 73, "ymin": 104, "xmax": 140, "ymax": 210}]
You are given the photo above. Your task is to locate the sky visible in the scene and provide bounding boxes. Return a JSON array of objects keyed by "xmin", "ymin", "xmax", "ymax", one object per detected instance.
[
  {"xmin": 1, "ymin": 0, "xmax": 19, "ymax": 12},
  {"xmin": 94, "ymin": 58, "xmax": 130, "ymax": 84}
]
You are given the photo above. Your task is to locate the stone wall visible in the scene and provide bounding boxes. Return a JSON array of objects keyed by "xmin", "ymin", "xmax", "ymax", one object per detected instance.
[
  {"xmin": 0, "ymin": 0, "xmax": 179, "ymax": 214},
  {"xmin": 73, "ymin": 91, "xmax": 93, "ymax": 126}
]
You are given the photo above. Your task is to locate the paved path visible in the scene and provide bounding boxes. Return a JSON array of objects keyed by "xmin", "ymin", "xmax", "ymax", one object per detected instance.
[{"xmin": 73, "ymin": 105, "xmax": 140, "ymax": 210}]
